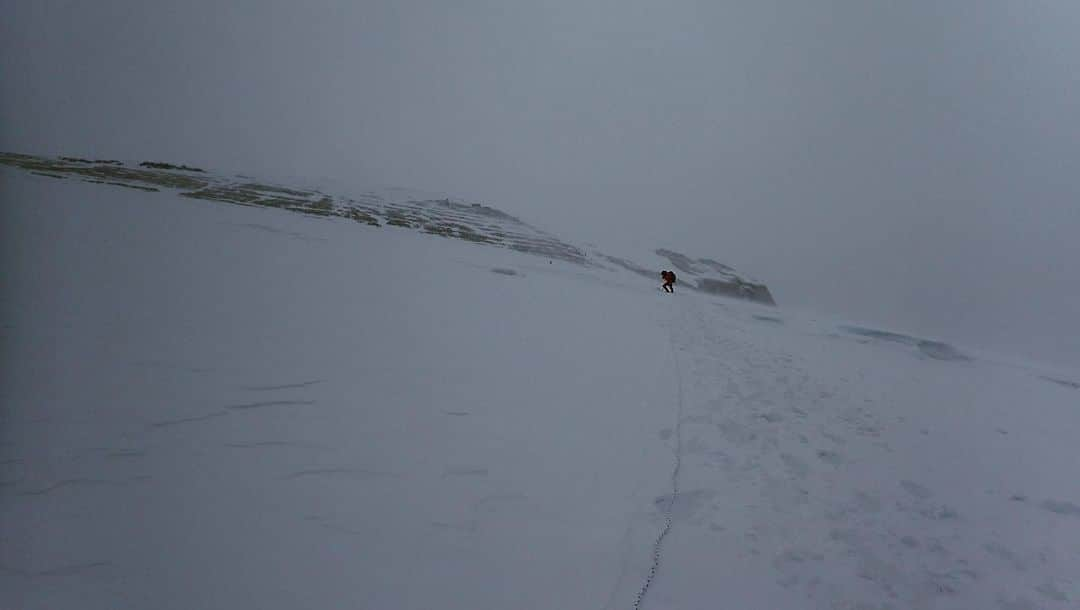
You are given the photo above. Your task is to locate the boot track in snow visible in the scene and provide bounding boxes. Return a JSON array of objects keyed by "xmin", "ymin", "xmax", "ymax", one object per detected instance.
[{"xmin": 632, "ymin": 326, "xmax": 686, "ymax": 610}]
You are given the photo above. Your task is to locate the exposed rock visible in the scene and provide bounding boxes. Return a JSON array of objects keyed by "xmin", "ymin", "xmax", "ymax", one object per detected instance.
[
  {"xmin": 697, "ymin": 277, "xmax": 776, "ymax": 305},
  {"xmin": 139, "ymin": 161, "xmax": 206, "ymax": 172},
  {"xmin": 656, "ymin": 248, "xmax": 776, "ymax": 305}
]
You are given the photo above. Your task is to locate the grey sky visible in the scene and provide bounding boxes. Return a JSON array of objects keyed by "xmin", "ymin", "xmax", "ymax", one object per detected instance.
[{"xmin": 3, "ymin": 1, "xmax": 1079, "ymax": 366}]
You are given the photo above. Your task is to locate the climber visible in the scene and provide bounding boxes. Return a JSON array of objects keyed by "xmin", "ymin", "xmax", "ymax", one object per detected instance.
[{"xmin": 661, "ymin": 270, "xmax": 677, "ymax": 293}]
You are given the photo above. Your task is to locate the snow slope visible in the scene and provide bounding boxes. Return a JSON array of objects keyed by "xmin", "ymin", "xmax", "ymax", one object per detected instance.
[
  {"xmin": 0, "ymin": 153, "xmax": 777, "ymax": 306},
  {"xmin": 1, "ymin": 169, "xmax": 1078, "ymax": 609}
]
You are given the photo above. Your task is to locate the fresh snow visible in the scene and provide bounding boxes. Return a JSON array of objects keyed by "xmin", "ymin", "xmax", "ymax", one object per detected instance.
[{"xmin": 1, "ymin": 169, "xmax": 1078, "ymax": 609}]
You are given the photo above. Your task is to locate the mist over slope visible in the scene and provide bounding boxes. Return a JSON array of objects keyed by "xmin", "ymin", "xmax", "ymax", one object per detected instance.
[{"xmin": 2, "ymin": 163, "xmax": 1078, "ymax": 609}]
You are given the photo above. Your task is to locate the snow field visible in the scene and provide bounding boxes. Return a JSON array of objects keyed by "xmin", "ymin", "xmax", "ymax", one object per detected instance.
[{"xmin": 2, "ymin": 170, "xmax": 1078, "ymax": 609}]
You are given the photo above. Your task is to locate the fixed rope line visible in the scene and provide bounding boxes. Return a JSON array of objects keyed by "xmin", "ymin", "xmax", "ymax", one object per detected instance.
[{"xmin": 632, "ymin": 327, "xmax": 686, "ymax": 610}]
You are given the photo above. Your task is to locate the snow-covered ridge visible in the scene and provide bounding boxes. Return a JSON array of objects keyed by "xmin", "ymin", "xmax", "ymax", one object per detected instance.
[{"xmin": 0, "ymin": 151, "xmax": 776, "ymax": 305}]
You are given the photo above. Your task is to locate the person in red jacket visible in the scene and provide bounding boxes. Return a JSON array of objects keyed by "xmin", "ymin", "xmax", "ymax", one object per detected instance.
[{"xmin": 661, "ymin": 270, "xmax": 677, "ymax": 293}]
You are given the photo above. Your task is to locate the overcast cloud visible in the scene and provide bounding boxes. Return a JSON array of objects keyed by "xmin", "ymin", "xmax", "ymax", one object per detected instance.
[{"xmin": 3, "ymin": 0, "xmax": 1079, "ymax": 366}]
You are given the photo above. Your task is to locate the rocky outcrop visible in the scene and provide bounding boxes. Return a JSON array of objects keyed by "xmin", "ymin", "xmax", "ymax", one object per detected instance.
[
  {"xmin": 0, "ymin": 152, "xmax": 587, "ymax": 264},
  {"xmin": 656, "ymin": 249, "xmax": 776, "ymax": 306},
  {"xmin": 696, "ymin": 278, "xmax": 776, "ymax": 305}
]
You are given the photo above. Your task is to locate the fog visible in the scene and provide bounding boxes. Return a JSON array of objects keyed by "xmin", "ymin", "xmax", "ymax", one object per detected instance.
[{"xmin": 3, "ymin": 0, "xmax": 1079, "ymax": 366}]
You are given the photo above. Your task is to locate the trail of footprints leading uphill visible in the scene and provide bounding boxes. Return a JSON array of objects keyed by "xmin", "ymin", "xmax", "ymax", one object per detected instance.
[
  {"xmin": 639, "ymin": 302, "xmax": 1077, "ymax": 609},
  {"xmin": 631, "ymin": 322, "xmax": 687, "ymax": 610}
]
